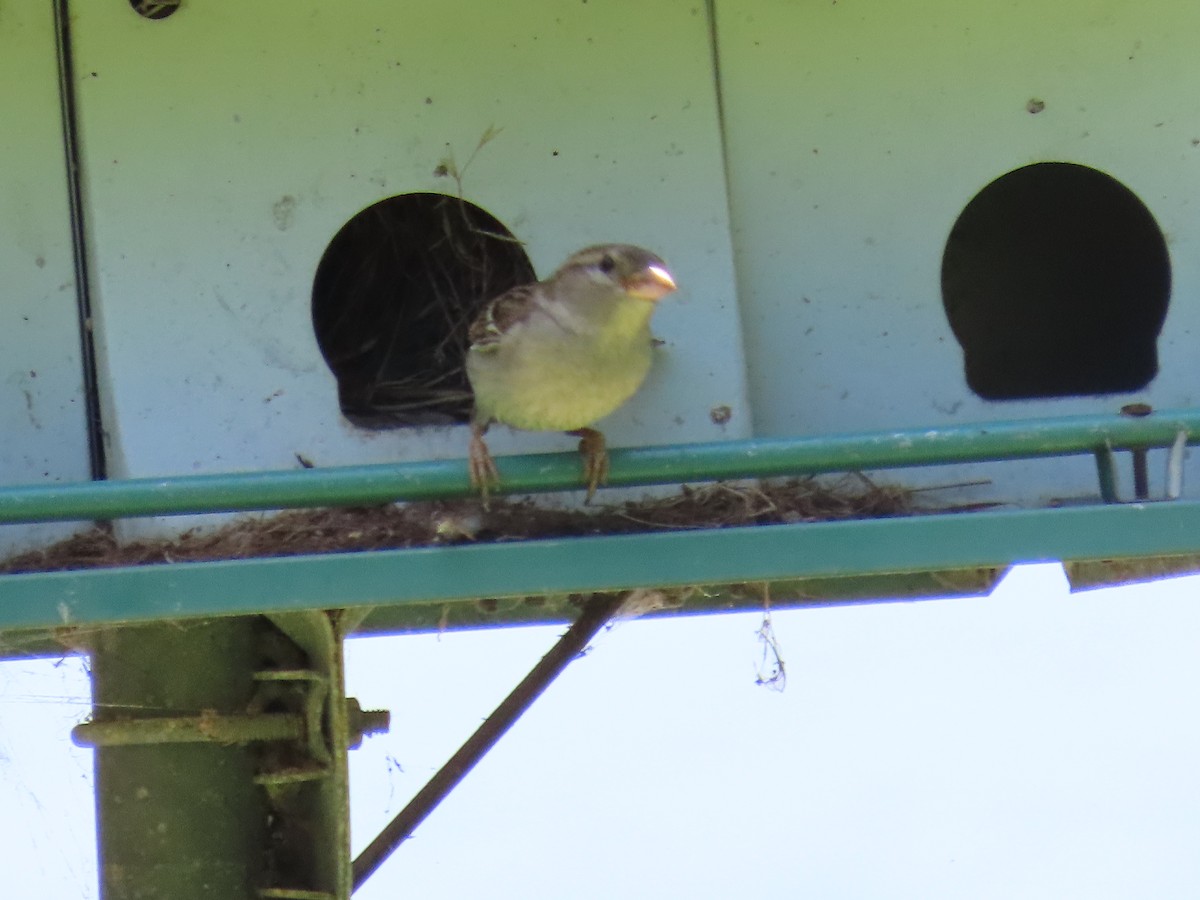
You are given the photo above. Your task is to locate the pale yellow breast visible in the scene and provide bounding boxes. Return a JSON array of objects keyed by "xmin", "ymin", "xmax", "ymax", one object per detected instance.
[{"xmin": 468, "ymin": 327, "xmax": 654, "ymax": 432}]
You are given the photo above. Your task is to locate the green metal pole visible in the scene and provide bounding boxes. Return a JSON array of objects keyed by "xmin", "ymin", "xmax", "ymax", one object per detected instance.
[
  {"xmin": 88, "ymin": 619, "xmax": 272, "ymax": 900},
  {"xmin": 83, "ymin": 613, "xmax": 374, "ymax": 900}
]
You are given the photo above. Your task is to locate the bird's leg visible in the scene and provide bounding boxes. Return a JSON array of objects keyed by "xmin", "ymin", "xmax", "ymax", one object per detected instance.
[
  {"xmin": 568, "ymin": 427, "xmax": 608, "ymax": 503},
  {"xmin": 468, "ymin": 420, "xmax": 499, "ymax": 505}
]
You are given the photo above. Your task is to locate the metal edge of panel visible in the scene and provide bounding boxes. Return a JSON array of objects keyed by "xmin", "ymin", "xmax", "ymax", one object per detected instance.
[
  {"xmin": 348, "ymin": 566, "xmax": 1006, "ymax": 638},
  {"xmin": 0, "ymin": 568, "xmax": 1003, "ymax": 660},
  {"xmin": 4, "ymin": 499, "xmax": 1200, "ymax": 654},
  {"xmin": 1063, "ymin": 555, "xmax": 1200, "ymax": 591}
]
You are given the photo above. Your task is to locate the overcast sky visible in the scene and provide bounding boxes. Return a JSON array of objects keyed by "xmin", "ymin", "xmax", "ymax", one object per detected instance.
[{"xmin": 5, "ymin": 562, "xmax": 1200, "ymax": 898}]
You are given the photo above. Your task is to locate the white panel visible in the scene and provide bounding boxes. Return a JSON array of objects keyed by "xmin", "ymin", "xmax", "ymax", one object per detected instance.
[
  {"xmin": 71, "ymin": 2, "xmax": 749, "ymax": 500},
  {"xmin": 718, "ymin": 0, "xmax": 1200, "ymax": 505},
  {"xmin": 0, "ymin": 5, "xmax": 91, "ymax": 554}
]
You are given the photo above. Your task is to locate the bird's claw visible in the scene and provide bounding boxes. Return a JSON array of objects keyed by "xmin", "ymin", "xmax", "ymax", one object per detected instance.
[
  {"xmin": 573, "ymin": 428, "xmax": 609, "ymax": 503},
  {"xmin": 468, "ymin": 429, "xmax": 500, "ymax": 507}
]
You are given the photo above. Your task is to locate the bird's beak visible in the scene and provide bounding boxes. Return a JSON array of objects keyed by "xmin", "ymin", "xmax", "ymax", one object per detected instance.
[{"xmin": 623, "ymin": 264, "xmax": 677, "ymax": 301}]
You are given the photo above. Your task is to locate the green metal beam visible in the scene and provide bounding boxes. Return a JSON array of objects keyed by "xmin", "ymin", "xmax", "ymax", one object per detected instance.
[
  {"xmin": 3, "ymin": 499, "xmax": 1200, "ymax": 634},
  {"xmin": 0, "ymin": 408, "xmax": 1194, "ymax": 524}
]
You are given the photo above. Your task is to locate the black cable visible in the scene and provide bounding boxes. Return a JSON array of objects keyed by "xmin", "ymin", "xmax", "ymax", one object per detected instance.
[{"xmin": 53, "ymin": 0, "xmax": 107, "ymax": 481}]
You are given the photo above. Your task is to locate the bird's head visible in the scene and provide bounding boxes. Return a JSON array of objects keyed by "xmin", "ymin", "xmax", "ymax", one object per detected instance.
[{"xmin": 555, "ymin": 244, "xmax": 677, "ymax": 302}]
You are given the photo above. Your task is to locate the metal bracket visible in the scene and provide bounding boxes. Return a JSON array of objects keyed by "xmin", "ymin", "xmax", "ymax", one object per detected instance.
[
  {"xmin": 1093, "ymin": 432, "xmax": 1189, "ymax": 504},
  {"xmin": 1092, "ymin": 407, "xmax": 1188, "ymax": 504}
]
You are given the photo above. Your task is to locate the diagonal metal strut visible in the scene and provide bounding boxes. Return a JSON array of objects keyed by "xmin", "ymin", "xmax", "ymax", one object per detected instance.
[{"xmin": 351, "ymin": 594, "xmax": 624, "ymax": 890}]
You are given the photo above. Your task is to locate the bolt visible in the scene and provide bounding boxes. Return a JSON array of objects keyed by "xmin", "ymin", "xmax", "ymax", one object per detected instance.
[
  {"xmin": 345, "ymin": 698, "xmax": 391, "ymax": 749},
  {"xmin": 72, "ymin": 712, "xmax": 304, "ymax": 748}
]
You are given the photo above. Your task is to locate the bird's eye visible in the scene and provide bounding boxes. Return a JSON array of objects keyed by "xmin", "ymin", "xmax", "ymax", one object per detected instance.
[{"xmin": 598, "ymin": 254, "xmax": 616, "ymax": 274}]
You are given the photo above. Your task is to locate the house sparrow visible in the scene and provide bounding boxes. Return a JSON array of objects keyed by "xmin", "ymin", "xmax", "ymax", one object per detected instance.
[{"xmin": 466, "ymin": 243, "xmax": 677, "ymax": 501}]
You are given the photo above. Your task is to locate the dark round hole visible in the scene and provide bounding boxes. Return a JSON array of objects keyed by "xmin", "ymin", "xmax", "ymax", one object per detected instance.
[
  {"xmin": 312, "ymin": 193, "xmax": 534, "ymax": 427},
  {"xmin": 941, "ymin": 162, "xmax": 1170, "ymax": 400},
  {"xmin": 129, "ymin": 0, "xmax": 181, "ymax": 20}
]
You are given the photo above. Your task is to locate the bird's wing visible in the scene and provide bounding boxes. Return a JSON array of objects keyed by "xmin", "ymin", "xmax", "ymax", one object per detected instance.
[{"xmin": 468, "ymin": 284, "xmax": 540, "ymax": 351}]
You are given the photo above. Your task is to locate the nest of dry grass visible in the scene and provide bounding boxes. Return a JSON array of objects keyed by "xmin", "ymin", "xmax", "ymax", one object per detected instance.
[
  {"xmin": 312, "ymin": 131, "xmax": 534, "ymax": 428},
  {"xmin": 0, "ymin": 475, "xmax": 969, "ymax": 576},
  {"xmin": 312, "ymin": 192, "xmax": 533, "ymax": 427}
]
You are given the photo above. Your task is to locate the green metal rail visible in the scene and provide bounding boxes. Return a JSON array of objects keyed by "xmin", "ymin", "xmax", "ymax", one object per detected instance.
[
  {"xmin": 1, "ymin": 408, "xmax": 1199, "ymax": 642},
  {"xmin": 0, "ymin": 407, "xmax": 1195, "ymax": 523}
]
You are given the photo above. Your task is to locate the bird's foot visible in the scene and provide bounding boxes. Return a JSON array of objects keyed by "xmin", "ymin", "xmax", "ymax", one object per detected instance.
[
  {"xmin": 468, "ymin": 427, "xmax": 499, "ymax": 506},
  {"xmin": 569, "ymin": 428, "xmax": 609, "ymax": 503}
]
